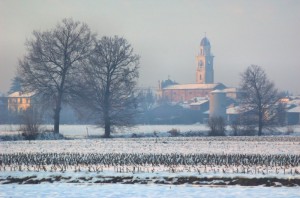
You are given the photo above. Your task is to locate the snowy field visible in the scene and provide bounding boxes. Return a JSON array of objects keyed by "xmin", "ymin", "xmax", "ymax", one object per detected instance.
[
  {"xmin": 1, "ymin": 137, "xmax": 300, "ymax": 179},
  {"xmin": 0, "ymin": 124, "xmax": 209, "ymax": 138},
  {"xmin": 1, "ymin": 126, "xmax": 300, "ymax": 197},
  {"xmin": 1, "ymin": 137, "xmax": 300, "ymax": 155},
  {"xmin": 1, "ymin": 184, "xmax": 300, "ymax": 198},
  {"xmin": 1, "ymin": 124, "xmax": 300, "ymax": 138}
]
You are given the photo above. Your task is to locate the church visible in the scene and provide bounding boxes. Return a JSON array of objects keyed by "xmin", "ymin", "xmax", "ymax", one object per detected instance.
[{"xmin": 158, "ymin": 37, "xmax": 226, "ymax": 103}]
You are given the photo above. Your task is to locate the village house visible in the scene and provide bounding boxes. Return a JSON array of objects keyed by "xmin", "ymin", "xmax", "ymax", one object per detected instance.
[{"xmin": 7, "ymin": 91, "xmax": 35, "ymax": 112}]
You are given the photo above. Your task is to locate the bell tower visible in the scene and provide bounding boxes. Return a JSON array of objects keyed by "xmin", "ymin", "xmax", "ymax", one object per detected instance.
[{"xmin": 196, "ymin": 37, "xmax": 214, "ymax": 84}]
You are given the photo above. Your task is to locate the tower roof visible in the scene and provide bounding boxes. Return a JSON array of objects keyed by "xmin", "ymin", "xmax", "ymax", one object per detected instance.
[{"xmin": 200, "ymin": 37, "xmax": 210, "ymax": 46}]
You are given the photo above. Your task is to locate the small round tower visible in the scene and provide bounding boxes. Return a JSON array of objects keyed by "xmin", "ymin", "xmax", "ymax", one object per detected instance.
[{"xmin": 209, "ymin": 90, "xmax": 226, "ymax": 119}]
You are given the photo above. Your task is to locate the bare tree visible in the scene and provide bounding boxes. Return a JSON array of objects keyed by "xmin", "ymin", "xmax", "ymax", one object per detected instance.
[
  {"xmin": 20, "ymin": 107, "xmax": 41, "ymax": 140},
  {"xmin": 138, "ymin": 88, "xmax": 155, "ymax": 112},
  {"xmin": 137, "ymin": 88, "xmax": 156, "ymax": 124},
  {"xmin": 207, "ymin": 116, "xmax": 226, "ymax": 136},
  {"xmin": 8, "ymin": 76, "xmax": 22, "ymax": 94},
  {"xmin": 230, "ymin": 114, "xmax": 256, "ymax": 136},
  {"xmin": 18, "ymin": 18, "xmax": 95, "ymax": 133},
  {"xmin": 240, "ymin": 65, "xmax": 279, "ymax": 136},
  {"xmin": 77, "ymin": 36, "xmax": 140, "ymax": 137}
]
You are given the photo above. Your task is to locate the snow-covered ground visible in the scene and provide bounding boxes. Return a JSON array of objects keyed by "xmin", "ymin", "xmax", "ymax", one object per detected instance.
[
  {"xmin": 1, "ymin": 183, "xmax": 299, "ymax": 198},
  {"xmin": 1, "ymin": 137, "xmax": 299, "ymax": 182},
  {"xmin": 1, "ymin": 124, "xmax": 300, "ymax": 138},
  {"xmin": 1, "ymin": 127, "xmax": 300, "ymax": 196},
  {"xmin": 0, "ymin": 124, "xmax": 209, "ymax": 138},
  {"xmin": 1, "ymin": 137, "xmax": 299, "ymax": 155}
]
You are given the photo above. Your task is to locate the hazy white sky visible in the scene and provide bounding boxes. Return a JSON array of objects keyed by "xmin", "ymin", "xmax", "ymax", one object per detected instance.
[{"xmin": 1, "ymin": 0, "xmax": 300, "ymax": 94}]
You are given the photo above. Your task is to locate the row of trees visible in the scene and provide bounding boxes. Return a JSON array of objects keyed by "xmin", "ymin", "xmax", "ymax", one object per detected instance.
[
  {"xmin": 17, "ymin": 18, "xmax": 140, "ymax": 137},
  {"xmin": 16, "ymin": 19, "xmax": 283, "ymax": 137}
]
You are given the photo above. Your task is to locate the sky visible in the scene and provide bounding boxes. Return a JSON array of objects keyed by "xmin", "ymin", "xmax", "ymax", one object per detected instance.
[{"xmin": 1, "ymin": 0, "xmax": 300, "ymax": 95}]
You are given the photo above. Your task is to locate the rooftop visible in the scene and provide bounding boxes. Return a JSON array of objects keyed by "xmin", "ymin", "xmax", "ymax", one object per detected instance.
[
  {"xmin": 227, "ymin": 105, "xmax": 253, "ymax": 114},
  {"xmin": 288, "ymin": 106, "xmax": 300, "ymax": 113},
  {"xmin": 8, "ymin": 91, "xmax": 35, "ymax": 98},
  {"xmin": 190, "ymin": 100, "xmax": 209, "ymax": 106},
  {"xmin": 211, "ymin": 89, "xmax": 226, "ymax": 93},
  {"xmin": 200, "ymin": 37, "xmax": 210, "ymax": 46},
  {"xmin": 223, "ymin": 87, "xmax": 243, "ymax": 93},
  {"xmin": 163, "ymin": 83, "xmax": 224, "ymax": 90}
]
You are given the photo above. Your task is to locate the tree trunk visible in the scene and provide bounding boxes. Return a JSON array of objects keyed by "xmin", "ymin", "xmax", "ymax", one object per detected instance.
[
  {"xmin": 53, "ymin": 93, "xmax": 62, "ymax": 134},
  {"xmin": 104, "ymin": 119, "xmax": 110, "ymax": 138},
  {"xmin": 258, "ymin": 111, "xmax": 263, "ymax": 136},
  {"xmin": 53, "ymin": 107, "xmax": 61, "ymax": 133},
  {"xmin": 102, "ymin": 76, "xmax": 111, "ymax": 138},
  {"xmin": 103, "ymin": 87, "xmax": 111, "ymax": 138},
  {"xmin": 103, "ymin": 100, "xmax": 111, "ymax": 137}
]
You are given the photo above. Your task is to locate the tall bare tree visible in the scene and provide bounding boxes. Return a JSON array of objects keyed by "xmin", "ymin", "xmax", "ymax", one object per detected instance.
[
  {"xmin": 77, "ymin": 36, "xmax": 140, "ymax": 137},
  {"xmin": 240, "ymin": 65, "xmax": 279, "ymax": 136},
  {"xmin": 8, "ymin": 76, "xmax": 22, "ymax": 94},
  {"xmin": 18, "ymin": 18, "xmax": 95, "ymax": 133}
]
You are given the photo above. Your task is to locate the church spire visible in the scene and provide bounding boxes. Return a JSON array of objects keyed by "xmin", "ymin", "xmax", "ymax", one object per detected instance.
[{"xmin": 196, "ymin": 36, "xmax": 214, "ymax": 84}]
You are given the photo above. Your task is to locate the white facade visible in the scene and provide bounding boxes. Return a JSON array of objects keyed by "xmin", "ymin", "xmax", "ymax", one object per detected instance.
[{"xmin": 209, "ymin": 90, "xmax": 226, "ymax": 119}]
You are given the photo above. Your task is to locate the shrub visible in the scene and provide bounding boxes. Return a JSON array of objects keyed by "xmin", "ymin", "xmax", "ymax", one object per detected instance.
[
  {"xmin": 207, "ymin": 116, "xmax": 226, "ymax": 136},
  {"xmin": 286, "ymin": 125, "xmax": 294, "ymax": 135},
  {"xmin": 230, "ymin": 116, "xmax": 257, "ymax": 136},
  {"xmin": 19, "ymin": 107, "xmax": 41, "ymax": 140},
  {"xmin": 238, "ymin": 125, "xmax": 256, "ymax": 136},
  {"xmin": 168, "ymin": 128, "xmax": 181, "ymax": 137},
  {"xmin": 36, "ymin": 131, "xmax": 65, "ymax": 140}
]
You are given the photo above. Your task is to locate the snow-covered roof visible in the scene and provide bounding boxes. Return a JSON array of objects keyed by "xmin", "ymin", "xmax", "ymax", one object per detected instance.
[
  {"xmin": 223, "ymin": 87, "xmax": 243, "ymax": 93},
  {"xmin": 290, "ymin": 96, "xmax": 300, "ymax": 100},
  {"xmin": 190, "ymin": 100, "xmax": 208, "ymax": 106},
  {"xmin": 287, "ymin": 106, "xmax": 300, "ymax": 113},
  {"xmin": 180, "ymin": 103, "xmax": 191, "ymax": 109},
  {"xmin": 227, "ymin": 106, "xmax": 241, "ymax": 114},
  {"xmin": 226, "ymin": 106, "xmax": 253, "ymax": 114},
  {"xmin": 163, "ymin": 83, "xmax": 223, "ymax": 90},
  {"xmin": 211, "ymin": 89, "xmax": 225, "ymax": 94},
  {"xmin": 8, "ymin": 91, "xmax": 35, "ymax": 98},
  {"xmin": 291, "ymin": 99, "xmax": 300, "ymax": 105},
  {"xmin": 191, "ymin": 97, "xmax": 208, "ymax": 101}
]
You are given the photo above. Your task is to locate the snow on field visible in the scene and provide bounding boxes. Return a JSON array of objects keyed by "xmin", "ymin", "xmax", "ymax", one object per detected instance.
[
  {"xmin": 1, "ymin": 183, "xmax": 299, "ymax": 198},
  {"xmin": 1, "ymin": 137, "xmax": 300, "ymax": 181},
  {"xmin": 0, "ymin": 124, "xmax": 209, "ymax": 138},
  {"xmin": 1, "ymin": 169, "xmax": 299, "ymax": 183},
  {"xmin": 1, "ymin": 137, "xmax": 300, "ymax": 155},
  {"xmin": 1, "ymin": 124, "xmax": 300, "ymax": 138},
  {"xmin": 1, "ymin": 129, "xmax": 300, "ymax": 194}
]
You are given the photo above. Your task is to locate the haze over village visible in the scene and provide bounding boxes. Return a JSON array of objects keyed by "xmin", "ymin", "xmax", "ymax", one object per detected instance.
[
  {"xmin": 1, "ymin": 0, "xmax": 300, "ymax": 95},
  {"xmin": 1, "ymin": 1, "xmax": 300, "ymax": 196},
  {"xmin": 1, "ymin": 0, "xmax": 300, "ymax": 126}
]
